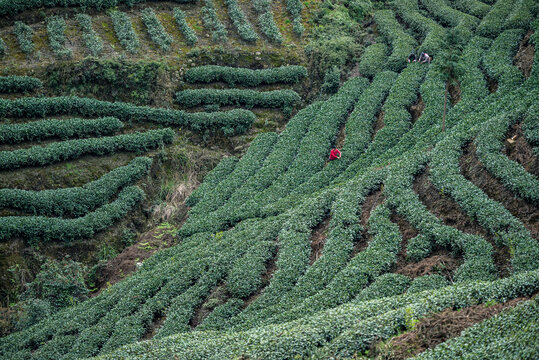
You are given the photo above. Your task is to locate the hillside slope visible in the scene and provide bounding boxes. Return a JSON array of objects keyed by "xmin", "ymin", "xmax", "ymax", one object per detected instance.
[{"xmin": 1, "ymin": 0, "xmax": 539, "ymax": 359}]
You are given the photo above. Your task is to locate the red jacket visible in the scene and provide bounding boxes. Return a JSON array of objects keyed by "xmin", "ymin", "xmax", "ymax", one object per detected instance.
[{"xmin": 329, "ymin": 148, "xmax": 341, "ymax": 161}]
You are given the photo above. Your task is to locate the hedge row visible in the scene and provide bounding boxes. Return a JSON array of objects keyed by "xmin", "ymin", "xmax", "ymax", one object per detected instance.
[
  {"xmin": 185, "ymin": 156, "xmax": 238, "ymax": 207},
  {"xmin": 224, "ymin": 0, "xmax": 258, "ymax": 42},
  {"xmin": 257, "ymin": 200, "xmax": 403, "ymax": 329},
  {"xmin": 175, "ymin": 89, "xmax": 301, "ymax": 110},
  {"xmin": 184, "ymin": 65, "xmax": 308, "ymax": 86},
  {"xmin": 183, "ymin": 132, "xmax": 279, "ymax": 221},
  {"xmin": 504, "ymin": 0, "xmax": 537, "ymax": 29},
  {"xmin": 0, "ymin": 0, "xmax": 195, "ymax": 16},
  {"xmin": 523, "ymin": 103, "xmax": 539, "ymax": 146},
  {"xmin": 0, "ymin": 128, "xmax": 173, "ymax": 170},
  {"xmin": 253, "ymin": 0, "xmax": 283, "ymax": 44},
  {"xmin": 477, "ymin": 0, "xmax": 517, "ymax": 38},
  {"xmin": 374, "ymin": 10, "xmax": 417, "ymax": 72},
  {"xmin": 201, "ymin": 0, "xmax": 228, "ymax": 43},
  {"xmin": 292, "ymin": 71, "xmax": 397, "ymax": 197},
  {"xmin": 15, "ymin": 21, "xmax": 35, "ymax": 54},
  {"xmin": 0, "ymin": 156, "xmax": 151, "ymax": 217},
  {"xmin": 356, "ymin": 273, "xmax": 411, "ymax": 302},
  {"xmin": 420, "ymin": 0, "xmax": 479, "ymax": 29},
  {"xmin": 76, "ymin": 13, "xmax": 104, "ymax": 56},
  {"xmin": 430, "ymin": 85, "xmax": 539, "ymax": 274},
  {"xmin": 414, "ymin": 298, "xmax": 538, "ymax": 359},
  {"xmin": 173, "ymin": 8, "xmax": 198, "ymax": 46},
  {"xmin": 391, "ymin": 0, "xmax": 446, "ymax": 54},
  {"xmin": 90, "ymin": 264, "xmax": 539, "ymax": 359},
  {"xmin": 384, "ymin": 150, "xmax": 496, "ymax": 282},
  {"xmin": 0, "ymin": 116, "xmax": 123, "ymax": 144},
  {"xmin": 0, "ymin": 96, "xmax": 256, "ymax": 135},
  {"xmin": 0, "ymin": 185, "xmax": 144, "ymax": 243},
  {"xmin": 181, "ymin": 101, "xmax": 324, "ymax": 236},
  {"xmin": 110, "ymin": 10, "xmax": 139, "ymax": 54},
  {"xmin": 285, "ymin": 0, "xmax": 304, "ymax": 36},
  {"xmin": 179, "ymin": 78, "xmax": 368, "ymax": 237},
  {"xmin": 141, "ymin": 7, "xmax": 173, "ymax": 51},
  {"xmin": 475, "ymin": 112, "xmax": 539, "ymax": 205},
  {"xmin": 47, "ymin": 16, "xmax": 72, "ymax": 59},
  {"xmin": 453, "ymin": 0, "xmax": 491, "ymax": 18},
  {"xmin": 483, "ymin": 29, "xmax": 524, "ymax": 92},
  {"xmin": 358, "ymin": 43, "xmax": 388, "ymax": 78},
  {"xmin": 0, "ymin": 75, "xmax": 42, "ymax": 93},
  {"xmin": 445, "ymin": 36, "xmax": 491, "ymax": 129}
]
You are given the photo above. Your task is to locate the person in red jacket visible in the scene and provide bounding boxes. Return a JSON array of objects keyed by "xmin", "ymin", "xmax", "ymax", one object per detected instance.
[{"xmin": 329, "ymin": 148, "xmax": 341, "ymax": 161}]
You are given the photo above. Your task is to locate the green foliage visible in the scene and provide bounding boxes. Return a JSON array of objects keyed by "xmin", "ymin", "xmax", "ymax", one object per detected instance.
[
  {"xmin": 374, "ymin": 10, "xmax": 417, "ymax": 72},
  {"xmin": 523, "ymin": 104, "xmax": 539, "ymax": 146},
  {"xmin": 76, "ymin": 13, "xmax": 104, "ymax": 56},
  {"xmin": 483, "ymin": 28, "xmax": 524, "ymax": 92},
  {"xmin": 0, "ymin": 128, "xmax": 172, "ymax": 170},
  {"xmin": 0, "ymin": 156, "xmax": 152, "ymax": 217},
  {"xmin": 0, "ymin": 116, "xmax": 122, "ymax": 143},
  {"xmin": 110, "ymin": 10, "xmax": 139, "ymax": 54},
  {"xmin": 0, "ymin": 96, "xmax": 256, "ymax": 135},
  {"xmin": 224, "ymin": 0, "xmax": 258, "ymax": 42},
  {"xmin": 20, "ymin": 257, "xmax": 88, "ymax": 312},
  {"xmin": 201, "ymin": 0, "xmax": 228, "ymax": 43},
  {"xmin": 358, "ymin": 43, "xmax": 388, "ymax": 78},
  {"xmin": 175, "ymin": 89, "xmax": 301, "ymax": 110},
  {"xmin": 407, "ymin": 274, "xmax": 449, "ymax": 293},
  {"xmin": 406, "ymin": 234, "xmax": 432, "ymax": 261},
  {"xmin": 320, "ymin": 65, "xmax": 340, "ymax": 95},
  {"xmin": 254, "ymin": 0, "xmax": 283, "ymax": 44},
  {"xmin": 453, "ymin": 0, "xmax": 490, "ymax": 19},
  {"xmin": 173, "ymin": 8, "xmax": 198, "ymax": 46},
  {"xmin": 0, "ymin": 75, "xmax": 42, "ymax": 93},
  {"xmin": 285, "ymin": 0, "xmax": 304, "ymax": 36},
  {"xmin": 184, "ymin": 65, "xmax": 308, "ymax": 86},
  {"xmin": 505, "ymin": 0, "xmax": 537, "ymax": 30},
  {"xmin": 46, "ymin": 16, "xmax": 72, "ymax": 59},
  {"xmin": 14, "ymin": 21, "xmax": 35, "ymax": 55},
  {"xmin": 141, "ymin": 7, "xmax": 173, "ymax": 51},
  {"xmin": 0, "ymin": 186, "xmax": 144, "ymax": 243},
  {"xmin": 356, "ymin": 273, "xmax": 411, "ymax": 302},
  {"xmin": 0, "ymin": 37, "xmax": 6, "ymax": 56},
  {"xmin": 476, "ymin": 0, "xmax": 516, "ymax": 38}
]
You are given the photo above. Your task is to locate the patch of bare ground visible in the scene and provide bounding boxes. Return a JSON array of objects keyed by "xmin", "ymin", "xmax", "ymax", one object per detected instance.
[
  {"xmin": 395, "ymin": 251, "xmax": 460, "ymax": 280},
  {"xmin": 409, "ymin": 95, "xmax": 425, "ymax": 123},
  {"xmin": 310, "ymin": 216, "xmax": 330, "ymax": 265},
  {"xmin": 141, "ymin": 311, "xmax": 167, "ymax": 340},
  {"xmin": 372, "ymin": 111, "xmax": 385, "ymax": 140},
  {"xmin": 241, "ymin": 242, "xmax": 278, "ymax": 309},
  {"xmin": 412, "ymin": 167, "xmax": 510, "ymax": 277},
  {"xmin": 390, "ymin": 212, "xmax": 418, "ymax": 267},
  {"xmin": 189, "ymin": 282, "xmax": 229, "ymax": 329},
  {"xmin": 370, "ymin": 296, "xmax": 531, "ymax": 359},
  {"xmin": 352, "ymin": 188, "xmax": 385, "ymax": 257},
  {"xmin": 504, "ymin": 123, "xmax": 539, "ymax": 177},
  {"xmin": 335, "ymin": 122, "xmax": 347, "ymax": 150},
  {"xmin": 448, "ymin": 81, "xmax": 461, "ymax": 106},
  {"xmin": 514, "ymin": 30, "xmax": 535, "ymax": 79},
  {"xmin": 91, "ymin": 222, "xmax": 180, "ymax": 297},
  {"xmin": 486, "ymin": 74, "xmax": 498, "ymax": 93},
  {"xmin": 460, "ymin": 141, "xmax": 539, "ymax": 239}
]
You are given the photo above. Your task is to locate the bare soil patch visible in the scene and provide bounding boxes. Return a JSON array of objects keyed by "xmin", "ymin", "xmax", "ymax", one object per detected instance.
[
  {"xmin": 352, "ymin": 188, "xmax": 385, "ymax": 257},
  {"xmin": 378, "ymin": 296, "xmax": 530, "ymax": 359},
  {"xmin": 460, "ymin": 141, "xmax": 539, "ymax": 239},
  {"xmin": 372, "ymin": 111, "xmax": 385, "ymax": 140},
  {"xmin": 448, "ymin": 81, "xmax": 461, "ymax": 106},
  {"xmin": 409, "ymin": 95, "xmax": 425, "ymax": 123},
  {"xmin": 189, "ymin": 283, "xmax": 229, "ymax": 329},
  {"xmin": 390, "ymin": 211, "xmax": 418, "ymax": 272},
  {"xmin": 310, "ymin": 216, "xmax": 331, "ymax": 265},
  {"xmin": 486, "ymin": 74, "xmax": 498, "ymax": 93},
  {"xmin": 504, "ymin": 122, "xmax": 539, "ymax": 177},
  {"xmin": 91, "ymin": 222, "xmax": 179, "ymax": 297},
  {"xmin": 395, "ymin": 252, "xmax": 460, "ymax": 280},
  {"xmin": 514, "ymin": 30, "xmax": 535, "ymax": 79}
]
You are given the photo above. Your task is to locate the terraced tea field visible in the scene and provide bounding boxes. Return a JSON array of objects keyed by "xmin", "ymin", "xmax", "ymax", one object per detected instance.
[{"xmin": 0, "ymin": 0, "xmax": 538, "ymax": 359}]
